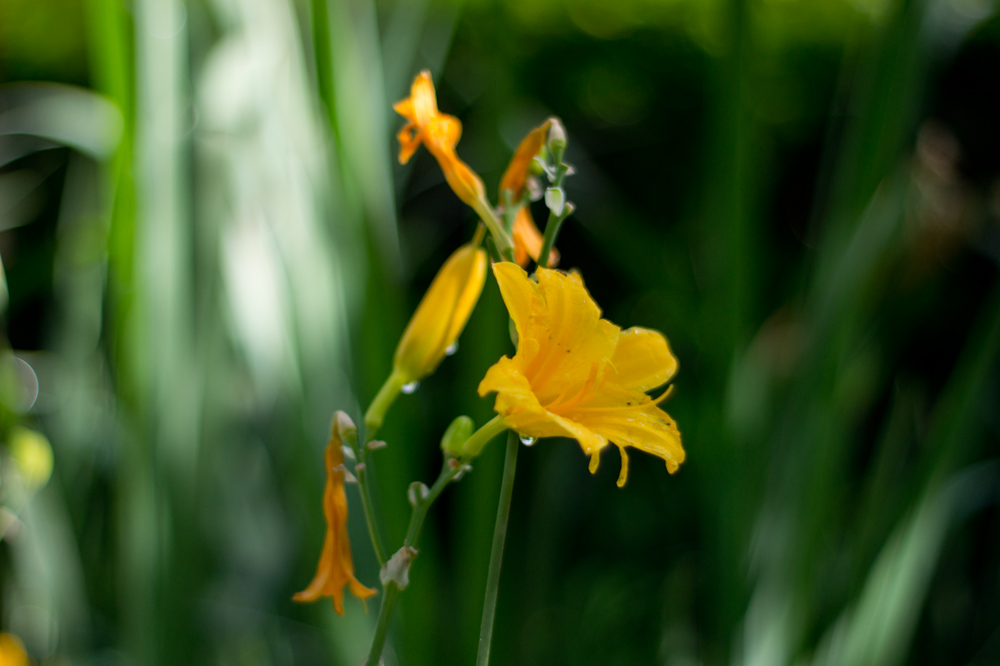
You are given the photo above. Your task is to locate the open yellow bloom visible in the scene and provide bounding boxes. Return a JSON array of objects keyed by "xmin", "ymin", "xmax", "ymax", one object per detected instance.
[
  {"xmin": 499, "ymin": 121, "xmax": 559, "ymax": 268},
  {"xmin": 394, "ymin": 244, "xmax": 488, "ymax": 384},
  {"xmin": 294, "ymin": 418, "xmax": 376, "ymax": 615},
  {"xmin": 394, "ymin": 71, "xmax": 486, "ymax": 208},
  {"xmin": 478, "ymin": 263, "xmax": 684, "ymax": 486}
]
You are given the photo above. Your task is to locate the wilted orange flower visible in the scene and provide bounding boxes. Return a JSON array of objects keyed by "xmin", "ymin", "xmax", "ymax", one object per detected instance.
[
  {"xmin": 499, "ymin": 121, "xmax": 559, "ymax": 268},
  {"xmin": 479, "ymin": 263, "xmax": 684, "ymax": 486},
  {"xmin": 294, "ymin": 415, "xmax": 376, "ymax": 614},
  {"xmin": 394, "ymin": 71, "xmax": 486, "ymax": 208}
]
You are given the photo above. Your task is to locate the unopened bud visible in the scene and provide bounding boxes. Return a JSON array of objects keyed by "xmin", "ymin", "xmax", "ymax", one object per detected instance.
[
  {"xmin": 393, "ymin": 245, "xmax": 488, "ymax": 384},
  {"xmin": 333, "ymin": 411, "xmax": 358, "ymax": 446},
  {"xmin": 407, "ymin": 481, "xmax": 431, "ymax": 507},
  {"xmin": 381, "ymin": 545, "xmax": 417, "ymax": 589},
  {"xmin": 545, "ymin": 187, "xmax": 566, "ymax": 216},
  {"xmin": 547, "ymin": 117, "xmax": 567, "ymax": 156},
  {"xmin": 440, "ymin": 415, "xmax": 475, "ymax": 458}
]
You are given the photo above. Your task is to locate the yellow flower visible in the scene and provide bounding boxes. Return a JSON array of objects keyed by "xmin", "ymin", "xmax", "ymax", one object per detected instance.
[
  {"xmin": 394, "ymin": 71, "xmax": 486, "ymax": 208},
  {"xmin": 394, "ymin": 244, "xmax": 488, "ymax": 384},
  {"xmin": 499, "ymin": 121, "xmax": 559, "ymax": 268},
  {"xmin": 478, "ymin": 263, "xmax": 684, "ymax": 486},
  {"xmin": 0, "ymin": 633, "xmax": 28, "ymax": 666},
  {"xmin": 294, "ymin": 417, "xmax": 376, "ymax": 615}
]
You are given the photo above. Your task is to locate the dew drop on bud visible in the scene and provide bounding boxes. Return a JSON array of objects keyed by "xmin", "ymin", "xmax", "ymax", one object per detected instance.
[
  {"xmin": 401, "ymin": 381, "xmax": 420, "ymax": 395},
  {"xmin": 519, "ymin": 435, "xmax": 537, "ymax": 447},
  {"xmin": 445, "ymin": 341, "xmax": 459, "ymax": 356}
]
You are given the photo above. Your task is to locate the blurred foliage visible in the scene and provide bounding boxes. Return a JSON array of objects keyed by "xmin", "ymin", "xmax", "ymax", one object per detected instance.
[{"xmin": 0, "ymin": 0, "xmax": 998, "ymax": 664}]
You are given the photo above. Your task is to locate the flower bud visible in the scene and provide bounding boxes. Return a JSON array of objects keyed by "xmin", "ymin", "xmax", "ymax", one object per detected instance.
[
  {"xmin": 545, "ymin": 187, "xmax": 566, "ymax": 217},
  {"xmin": 440, "ymin": 415, "xmax": 475, "ymax": 457},
  {"xmin": 393, "ymin": 244, "xmax": 488, "ymax": 383},
  {"xmin": 333, "ymin": 411, "xmax": 358, "ymax": 447},
  {"xmin": 547, "ymin": 117, "xmax": 567, "ymax": 157}
]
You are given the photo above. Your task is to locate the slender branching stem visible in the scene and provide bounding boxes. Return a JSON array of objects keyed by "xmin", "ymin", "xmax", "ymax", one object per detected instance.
[
  {"xmin": 354, "ymin": 460, "xmax": 387, "ymax": 567},
  {"xmin": 475, "ymin": 431, "xmax": 520, "ymax": 666},
  {"xmin": 365, "ymin": 459, "xmax": 465, "ymax": 665}
]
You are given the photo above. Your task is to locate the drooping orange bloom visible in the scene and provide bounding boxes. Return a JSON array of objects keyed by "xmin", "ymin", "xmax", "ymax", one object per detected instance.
[
  {"xmin": 294, "ymin": 416, "xmax": 376, "ymax": 614},
  {"xmin": 499, "ymin": 121, "xmax": 559, "ymax": 268},
  {"xmin": 394, "ymin": 71, "xmax": 486, "ymax": 208},
  {"xmin": 479, "ymin": 263, "xmax": 684, "ymax": 486}
]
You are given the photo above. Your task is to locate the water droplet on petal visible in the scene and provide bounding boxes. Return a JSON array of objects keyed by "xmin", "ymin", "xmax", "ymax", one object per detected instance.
[
  {"xmin": 519, "ymin": 435, "xmax": 537, "ymax": 446},
  {"xmin": 402, "ymin": 381, "xmax": 420, "ymax": 394},
  {"xmin": 445, "ymin": 341, "xmax": 459, "ymax": 356}
]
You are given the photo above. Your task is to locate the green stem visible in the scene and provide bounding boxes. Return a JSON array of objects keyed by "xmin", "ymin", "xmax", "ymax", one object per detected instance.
[
  {"xmin": 537, "ymin": 205, "xmax": 572, "ymax": 270},
  {"xmin": 472, "ymin": 199, "xmax": 515, "ymax": 261},
  {"xmin": 365, "ymin": 460, "xmax": 463, "ymax": 664},
  {"xmin": 355, "ymin": 461, "xmax": 387, "ymax": 566},
  {"xmin": 537, "ymin": 162, "xmax": 572, "ymax": 270},
  {"xmin": 500, "ymin": 189, "xmax": 517, "ymax": 235},
  {"xmin": 364, "ymin": 367, "xmax": 407, "ymax": 440},
  {"xmin": 476, "ymin": 431, "xmax": 520, "ymax": 666},
  {"xmin": 472, "ymin": 223, "xmax": 487, "ymax": 247},
  {"xmin": 366, "ymin": 582, "xmax": 400, "ymax": 666},
  {"xmin": 461, "ymin": 415, "xmax": 508, "ymax": 459},
  {"xmin": 357, "ymin": 368, "xmax": 408, "ymax": 567}
]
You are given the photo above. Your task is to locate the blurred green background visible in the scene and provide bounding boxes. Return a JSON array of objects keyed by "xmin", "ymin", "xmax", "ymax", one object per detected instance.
[{"xmin": 0, "ymin": 0, "xmax": 999, "ymax": 664}]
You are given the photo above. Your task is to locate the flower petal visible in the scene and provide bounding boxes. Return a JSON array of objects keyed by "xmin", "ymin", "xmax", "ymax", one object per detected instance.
[
  {"xmin": 436, "ymin": 148, "xmax": 486, "ymax": 207},
  {"xmin": 492, "ymin": 262, "xmax": 544, "ymax": 352},
  {"xmin": 479, "ymin": 356, "xmax": 606, "ymax": 452},
  {"xmin": 579, "ymin": 402, "xmax": 684, "ymax": 474},
  {"xmin": 499, "ymin": 120, "xmax": 550, "ymax": 196},
  {"xmin": 611, "ymin": 327, "xmax": 678, "ymax": 391},
  {"xmin": 528, "ymin": 268, "xmax": 618, "ymax": 401},
  {"xmin": 409, "ymin": 70, "xmax": 439, "ymax": 127},
  {"xmin": 615, "ymin": 445, "xmax": 629, "ymax": 487},
  {"xmin": 396, "ymin": 123, "xmax": 421, "ymax": 165},
  {"xmin": 393, "ymin": 97, "xmax": 415, "ymax": 123},
  {"xmin": 425, "ymin": 114, "xmax": 462, "ymax": 151}
]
